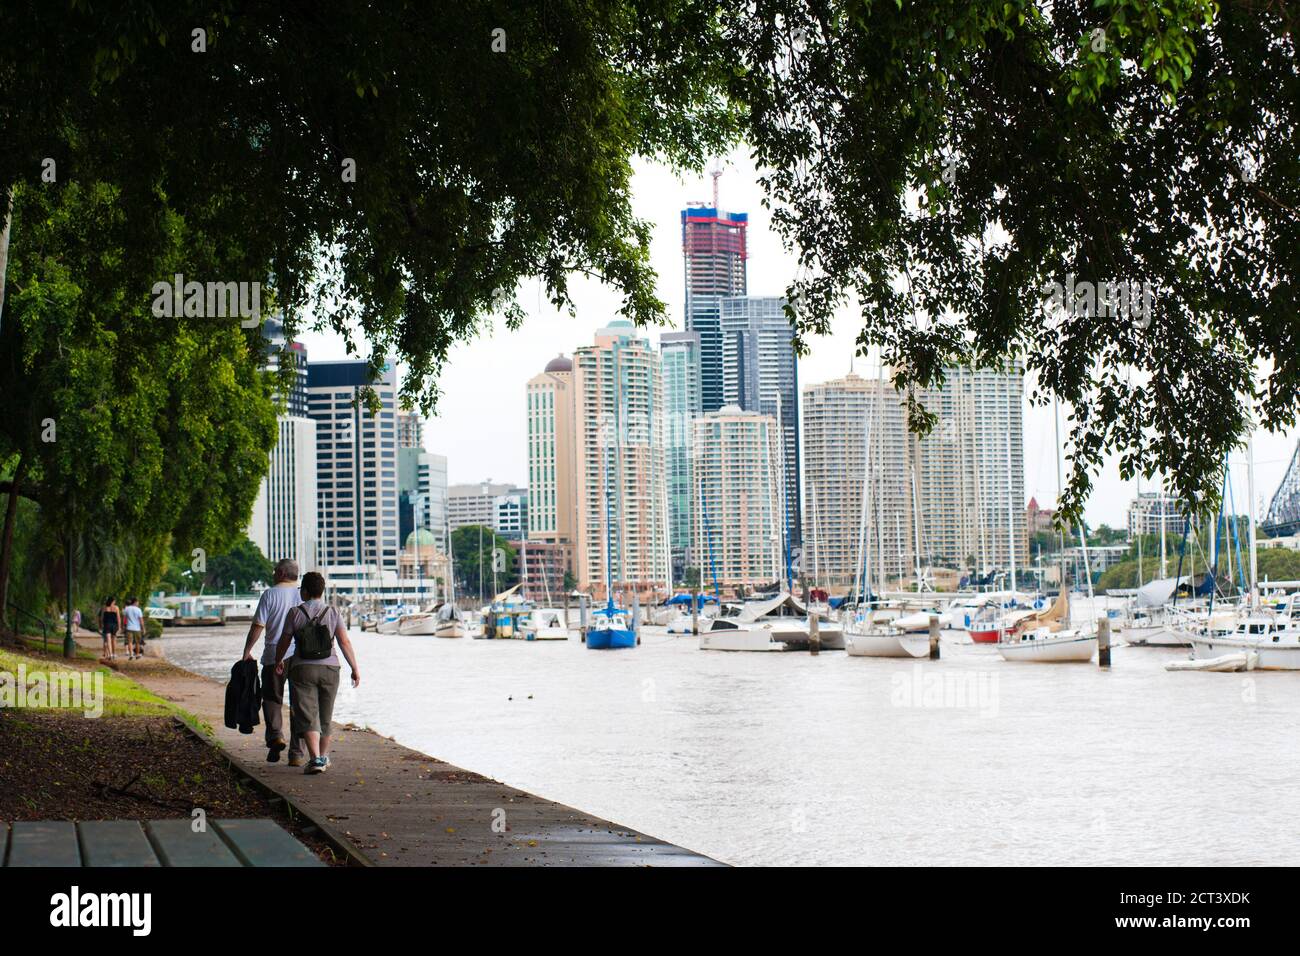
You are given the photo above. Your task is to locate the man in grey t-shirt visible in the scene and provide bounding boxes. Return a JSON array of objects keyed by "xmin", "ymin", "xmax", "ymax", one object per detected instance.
[{"xmin": 240, "ymin": 559, "xmax": 306, "ymax": 765}]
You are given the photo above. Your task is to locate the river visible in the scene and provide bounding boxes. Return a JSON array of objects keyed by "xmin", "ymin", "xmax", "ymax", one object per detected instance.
[{"xmin": 159, "ymin": 621, "xmax": 1298, "ymax": 866}]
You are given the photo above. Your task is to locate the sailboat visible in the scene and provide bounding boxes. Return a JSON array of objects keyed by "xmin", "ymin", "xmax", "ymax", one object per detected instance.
[
  {"xmin": 1181, "ymin": 438, "xmax": 1300, "ymax": 669},
  {"xmin": 434, "ymin": 514, "xmax": 466, "ymax": 637},
  {"xmin": 587, "ymin": 600, "xmax": 635, "ymax": 649},
  {"xmin": 433, "ymin": 601, "xmax": 467, "ymax": 638},
  {"xmin": 997, "ymin": 401, "xmax": 1098, "ymax": 663},
  {"xmin": 587, "ymin": 410, "xmax": 636, "ymax": 650},
  {"xmin": 396, "ymin": 605, "xmax": 442, "ymax": 635},
  {"xmin": 842, "ymin": 377, "xmax": 939, "ymax": 657},
  {"xmin": 842, "ymin": 376, "xmax": 910, "ymax": 657},
  {"xmin": 996, "ymin": 590, "xmax": 1097, "ymax": 662}
]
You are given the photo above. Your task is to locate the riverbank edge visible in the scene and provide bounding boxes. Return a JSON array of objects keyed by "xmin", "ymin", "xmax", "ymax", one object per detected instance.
[
  {"xmin": 169, "ymin": 714, "xmax": 374, "ymax": 867},
  {"xmin": 137, "ymin": 641, "xmax": 726, "ymax": 866}
]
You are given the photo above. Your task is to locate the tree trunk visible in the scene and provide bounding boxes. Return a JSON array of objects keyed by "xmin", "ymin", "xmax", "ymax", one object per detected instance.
[
  {"xmin": 0, "ymin": 452, "xmax": 27, "ymax": 635},
  {"xmin": 0, "ymin": 186, "xmax": 13, "ymax": 331}
]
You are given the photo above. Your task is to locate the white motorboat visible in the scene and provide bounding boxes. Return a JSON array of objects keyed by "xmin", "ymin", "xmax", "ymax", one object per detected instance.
[
  {"xmin": 1185, "ymin": 604, "xmax": 1300, "ymax": 670},
  {"xmin": 699, "ymin": 617, "xmax": 787, "ymax": 652},
  {"xmin": 522, "ymin": 607, "xmax": 568, "ymax": 640},
  {"xmin": 997, "ymin": 626, "xmax": 1097, "ymax": 662},
  {"xmin": 1167, "ymin": 652, "xmax": 1259, "ymax": 672}
]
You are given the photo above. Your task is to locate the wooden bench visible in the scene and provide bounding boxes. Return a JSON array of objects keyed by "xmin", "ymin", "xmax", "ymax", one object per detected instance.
[{"xmin": 0, "ymin": 819, "xmax": 325, "ymax": 867}]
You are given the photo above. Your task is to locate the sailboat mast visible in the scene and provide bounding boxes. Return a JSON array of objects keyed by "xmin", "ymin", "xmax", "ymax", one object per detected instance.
[
  {"xmin": 1159, "ymin": 485, "xmax": 1168, "ymax": 579},
  {"xmin": 776, "ymin": 391, "xmax": 792, "ymax": 593},
  {"xmin": 896, "ymin": 513, "xmax": 904, "ymax": 590},
  {"xmin": 1006, "ymin": 411, "xmax": 1017, "ymax": 593},
  {"xmin": 811, "ymin": 479, "xmax": 821, "ymax": 588},
  {"xmin": 1242, "ymin": 434, "xmax": 1253, "ymax": 606},
  {"xmin": 1247, "ymin": 431, "xmax": 1259, "ymax": 608},
  {"xmin": 603, "ymin": 420, "xmax": 615, "ymax": 610},
  {"xmin": 873, "ymin": 360, "xmax": 885, "ymax": 597},
  {"xmin": 861, "ymin": 406, "xmax": 873, "ymax": 605},
  {"xmin": 1053, "ymin": 398, "xmax": 1066, "ymax": 592},
  {"xmin": 1135, "ymin": 470, "xmax": 1143, "ymax": 586},
  {"xmin": 446, "ymin": 513, "xmax": 456, "ymax": 607},
  {"xmin": 910, "ymin": 459, "xmax": 923, "ymax": 591}
]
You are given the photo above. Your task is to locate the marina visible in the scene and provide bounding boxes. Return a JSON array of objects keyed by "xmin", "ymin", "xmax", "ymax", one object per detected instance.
[{"xmin": 159, "ymin": 611, "xmax": 1300, "ymax": 867}]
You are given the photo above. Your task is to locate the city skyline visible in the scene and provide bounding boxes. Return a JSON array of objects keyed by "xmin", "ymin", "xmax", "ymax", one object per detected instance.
[{"xmin": 287, "ymin": 151, "xmax": 1300, "ymax": 532}]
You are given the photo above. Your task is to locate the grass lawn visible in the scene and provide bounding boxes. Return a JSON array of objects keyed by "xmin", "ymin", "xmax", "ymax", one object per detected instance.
[{"xmin": 1, "ymin": 642, "xmax": 211, "ymax": 735}]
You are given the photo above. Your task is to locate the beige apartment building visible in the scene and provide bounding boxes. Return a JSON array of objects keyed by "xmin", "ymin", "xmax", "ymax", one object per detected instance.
[
  {"xmin": 913, "ymin": 362, "xmax": 1027, "ymax": 577},
  {"xmin": 526, "ymin": 354, "xmax": 579, "ymax": 583},
  {"xmin": 801, "ymin": 372, "xmax": 911, "ymax": 591},
  {"xmin": 572, "ymin": 322, "xmax": 671, "ymax": 599},
  {"xmin": 692, "ymin": 406, "xmax": 783, "ymax": 589},
  {"xmin": 802, "ymin": 363, "xmax": 1026, "ymax": 591}
]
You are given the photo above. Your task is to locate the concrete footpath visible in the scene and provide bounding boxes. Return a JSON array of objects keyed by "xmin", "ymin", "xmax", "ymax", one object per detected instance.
[{"xmin": 122, "ymin": 654, "xmax": 724, "ymax": 867}]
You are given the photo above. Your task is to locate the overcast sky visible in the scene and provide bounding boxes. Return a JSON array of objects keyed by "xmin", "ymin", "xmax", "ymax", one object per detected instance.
[{"xmin": 295, "ymin": 147, "xmax": 1299, "ymax": 530}]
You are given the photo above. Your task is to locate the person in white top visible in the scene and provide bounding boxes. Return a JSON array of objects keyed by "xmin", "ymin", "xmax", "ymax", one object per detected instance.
[
  {"xmin": 122, "ymin": 598, "xmax": 145, "ymax": 660},
  {"xmin": 240, "ymin": 559, "xmax": 307, "ymax": 765}
]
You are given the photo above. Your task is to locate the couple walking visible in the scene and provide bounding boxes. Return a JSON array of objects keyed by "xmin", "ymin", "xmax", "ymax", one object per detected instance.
[
  {"xmin": 99, "ymin": 596, "xmax": 145, "ymax": 660},
  {"xmin": 240, "ymin": 559, "xmax": 361, "ymax": 775}
]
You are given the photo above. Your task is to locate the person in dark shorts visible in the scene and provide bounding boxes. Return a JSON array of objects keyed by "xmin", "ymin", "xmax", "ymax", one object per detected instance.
[{"xmin": 100, "ymin": 597, "xmax": 121, "ymax": 660}]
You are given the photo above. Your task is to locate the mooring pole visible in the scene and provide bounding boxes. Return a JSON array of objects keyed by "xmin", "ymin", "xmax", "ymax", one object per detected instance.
[
  {"xmin": 928, "ymin": 614, "xmax": 940, "ymax": 660},
  {"xmin": 632, "ymin": 590, "xmax": 641, "ymax": 645},
  {"xmin": 1098, "ymin": 616, "xmax": 1111, "ymax": 667}
]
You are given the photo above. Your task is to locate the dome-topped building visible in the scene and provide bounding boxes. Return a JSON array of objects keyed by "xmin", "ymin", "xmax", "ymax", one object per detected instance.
[
  {"xmin": 404, "ymin": 528, "xmax": 438, "ymax": 550},
  {"xmin": 544, "ymin": 354, "xmax": 572, "ymax": 374}
]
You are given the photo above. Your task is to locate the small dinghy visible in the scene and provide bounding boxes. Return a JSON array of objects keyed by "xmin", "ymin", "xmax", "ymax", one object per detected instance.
[{"xmin": 1166, "ymin": 651, "xmax": 1259, "ymax": 672}]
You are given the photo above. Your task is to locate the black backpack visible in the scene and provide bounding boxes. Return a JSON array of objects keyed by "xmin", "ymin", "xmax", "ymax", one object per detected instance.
[{"xmin": 292, "ymin": 604, "xmax": 333, "ymax": 661}]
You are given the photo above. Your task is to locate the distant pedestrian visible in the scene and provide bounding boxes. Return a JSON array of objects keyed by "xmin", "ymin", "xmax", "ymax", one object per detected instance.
[
  {"xmin": 273, "ymin": 571, "xmax": 360, "ymax": 775},
  {"xmin": 240, "ymin": 559, "xmax": 306, "ymax": 765},
  {"xmin": 122, "ymin": 597, "xmax": 145, "ymax": 660},
  {"xmin": 99, "ymin": 597, "xmax": 121, "ymax": 660}
]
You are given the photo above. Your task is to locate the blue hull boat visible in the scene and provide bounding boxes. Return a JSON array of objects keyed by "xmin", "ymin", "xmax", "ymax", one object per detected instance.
[{"xmin": 586, "ymin": 626, "xmax": 636, "ymax": 650}]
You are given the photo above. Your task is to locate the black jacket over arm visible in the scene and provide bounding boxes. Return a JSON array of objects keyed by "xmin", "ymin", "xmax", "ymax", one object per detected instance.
[{"xmin": 224, "ymin": 659, "xmax": 261, "ymax": 734}]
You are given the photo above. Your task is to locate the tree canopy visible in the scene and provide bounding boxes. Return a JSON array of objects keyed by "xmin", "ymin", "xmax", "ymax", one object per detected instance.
[
  {"xmin": 0, "ymin": 179, "xmax": 277, "ymax": 618},
  {"xmin": 2, "ymin": 0, "xmax": 1297, "ymax": 535},
  {"xmin": 718, "ymin": 0, "xmax": 1299, "ymax": 520}
]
